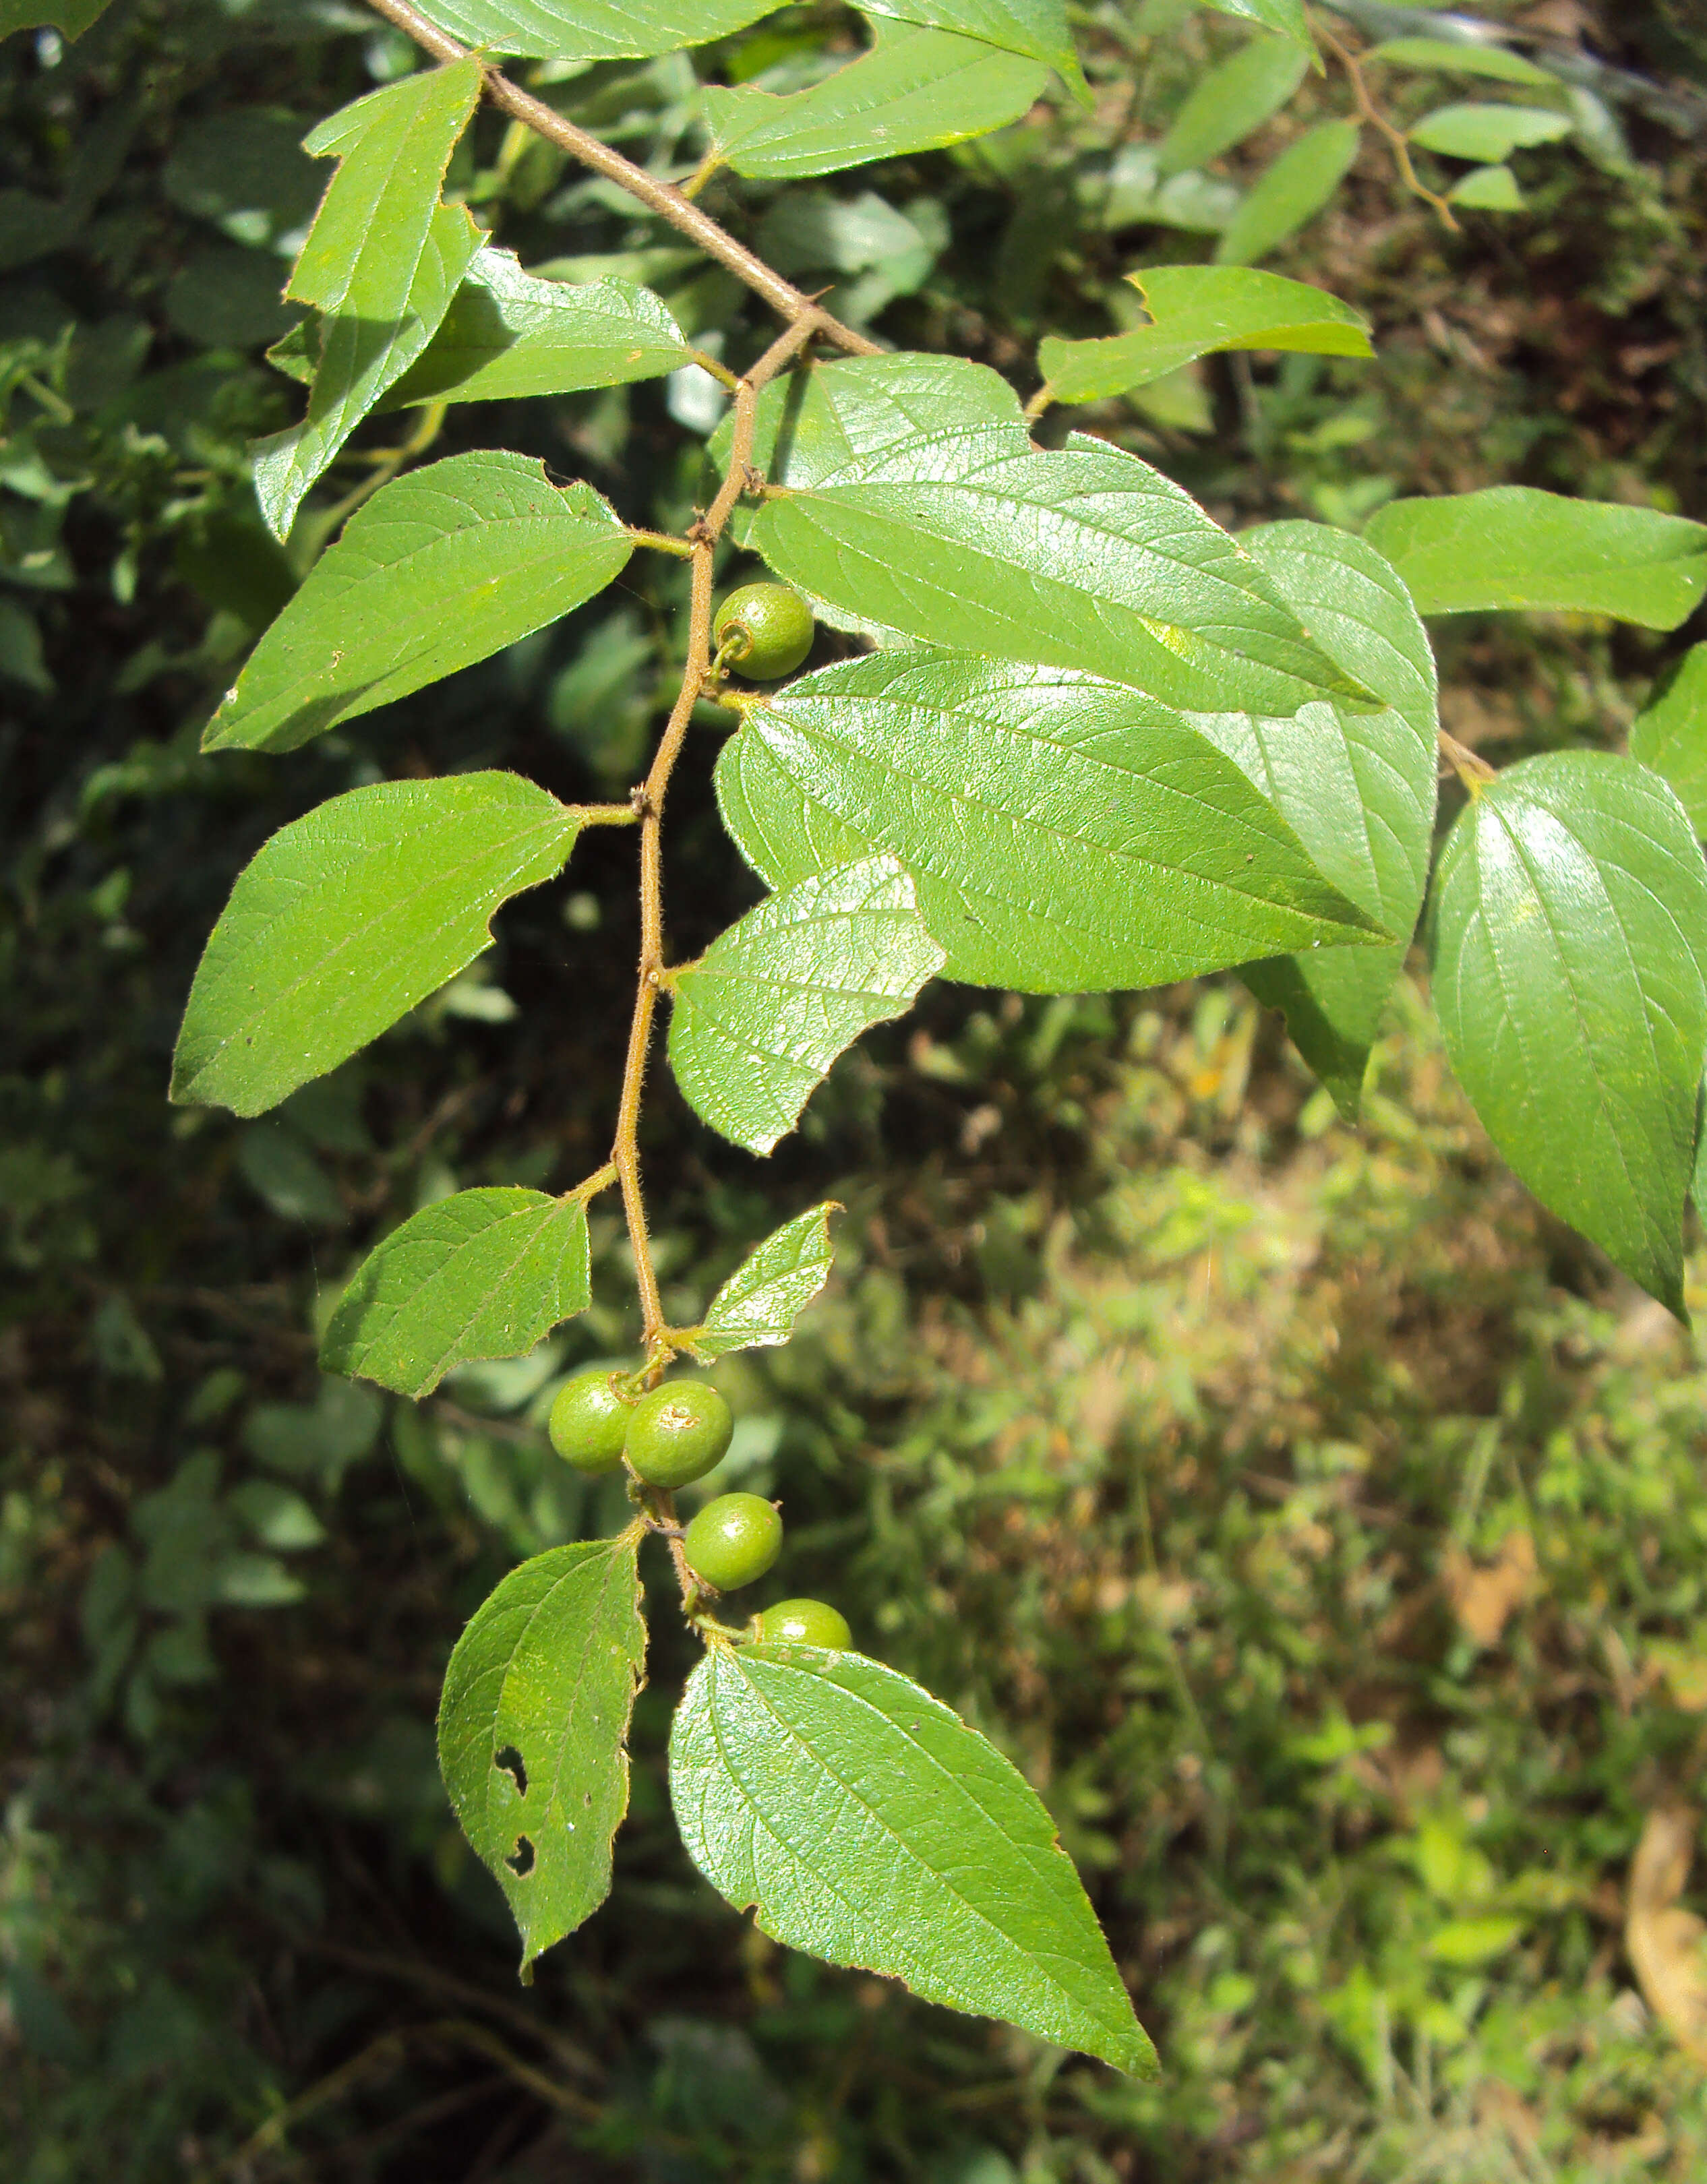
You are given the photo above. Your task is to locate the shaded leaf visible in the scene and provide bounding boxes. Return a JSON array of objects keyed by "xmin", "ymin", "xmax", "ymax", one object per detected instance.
[
  {"xmin": 670, "ymin": 1644, "xmax": 1156, "ymax": 2075},
  {"xmin": 1038, "ymin": 264, "xmax": 1371, "ymax": 406},
  {"xmin": 322, "ymin": 1188, "xmax": 592, "ymax": 1397},
  {"xmin": 1407, "ymin": 102, "xmax": 1571, "ymax": 162},
  {"xmin": 1631, "ymin": 644, "xmax": 1707, "ymax": 836},
  {"xmin": 1427, "ymin": 752, "xmax": 1707, "ymax": 1316},
  {"xmin": 1214, "ymin": 119, "xmax": 1359, "ymax": 266},
  {"xmin": 669, "ymin": 858, "xmax": 942, "ymax": 1155},
  {"xmin": 1449, "ymin": 163, "xmax": 1524, "ymax": 210},
  {"xmin": 1157, "ymin": 33, "xmax": 1309, "ymax": 177},
  {"xmin": 1369, "ymin": 38, "xmax": 1560, "ymax": 89},
  {"xmin": 172, "ymin": 773, "xmax": 580, "ymax": 1116},
  {"xmin": 1366, "ymin": 487, "xmax": 1707, "ymax": 630},
  {"xmin": 207, "ymin": 452, "xmax": 632, "ymax": 754},
  {"xmin": 383, "ymin": 246, "xmax": 693, "ymax": 408},
  {"xmin": 439, "ymin": 1534, "xmax": 647, "ymax": 1968},
  {"xmin": 717, "ymin": 650, "xmax": 1387, "ymax": 994},
  {"xmin": 683, "ymin": 1204, "xmax": 839, "ymax": 1362}
]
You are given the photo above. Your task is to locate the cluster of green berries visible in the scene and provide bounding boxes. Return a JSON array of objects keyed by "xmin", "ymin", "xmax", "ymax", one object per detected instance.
[{"xmin": 546, "ymin": 1368, "xmax": 849, "ymax": 1649}]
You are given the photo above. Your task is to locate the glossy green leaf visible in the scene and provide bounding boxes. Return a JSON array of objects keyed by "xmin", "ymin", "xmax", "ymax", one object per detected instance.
[
  {"xmin": 750, "ymin": 367, "xmax": 1375, "ymax": 716},
  {"xmin": 700, "ymin": 24, "xmax": 1047, "ymax": 182},
  {"xmin": 1037, "ymin": 264, "xmax": 1371, "ymax": 406},
  {"xmin": 1203, "ymin": 0, "xmax": 1311, "ymax": 44},
  {"xmin": 684, "ymin": 1203, "xmax": 841, "ymax": 1363},
  {"xmin": 1408, "ymin": 102, "xmax": 1571, "ymax": 162},
  {"xmin": 670, "ymin": 1644, "xmax": 1156, "ymax": 2075},
  {"xmin": 1365, "ymin": 488, "xmax": 1707, "ymax": 630},
  {"xmin": 322, "ymin": 1188, "xmax": 592, "ymax": 1397},
  {"xmin": 1215, "ymin": 119, "xmax": 1359, "ymax": 266},
  {"xmin": 207, "ymin": 452, "xmax": 632, "ymax": 754},
  {"xmin": 382, "ymin": 246, "xmax": 692, "ymax": 408},
  {"xmin": 1369, "ymin": 38, "xmax": 1559, "ymax": 89},
  {"xmin": 717, "ymin": 650, "xmax": 1387, "ymax": 994},
  {"xmin": 1427, "ymin": 752, "xmax": 1707, "ymax": 1316},
  {"xmin": 864, "ymin": 0, "xmax": 1083, "ymax": 94},
  {"xmin": 1631, "ymin": 646, "xmax": 1707, "ymax": 837},
  {"xmin": 171, "ymin": 773, "xmax": 580, "ymax": 1116},
  {"xmin": 253, "ymin": 60, "xmax": 483, "ymax": 538},
  {"xmin": 737, "ymin": 349, "xmax": 1027, "ymax": 493},
  {"xmin": 1210, "ymin": 521, "xmax": 1438, "ymax": 1114},
  {"xmin": 669, "ymin": 858, "xmax": 943, "ymax": 1154},
  {"xmin": 1157, "ymin": 34, "xmax": 1309, "ymax": 177},
  {"xmin": 1449, "ymin": 163, "xmax": 1524, "ymax": 211},
  {"xmin": 439, "ymin": 1533, "xmax": 647, "ymax": 1969}
]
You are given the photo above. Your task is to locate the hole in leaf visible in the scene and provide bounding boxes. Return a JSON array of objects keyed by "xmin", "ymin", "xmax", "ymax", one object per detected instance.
[
  {"xmin": 505, "ymin": 1835, "xmax": 535, "ymax": 1877},
  {"xmin": 493, "ymin": 1744, "xmax": 528, "ymax": 1797}
]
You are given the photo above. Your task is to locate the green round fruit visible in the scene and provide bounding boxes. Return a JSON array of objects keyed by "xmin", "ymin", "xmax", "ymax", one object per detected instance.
[
  {"xmin": 713, "ymin": 582, "xmax": 814, "ymax": 681},
  {"xmin": 753, "ymin": 1598, "xmax": 851, "ymax": 1650},
  {"xmin": 547, "ymin": 1370, "xmax": 632, "ymax": 1474},
  {"xmin": 624, "ymin": 1378, "xmax": 733, "ymax": 1488},
  {"xmin": 683, "ymin": 1492, "xmax": 782, "ymax": 1591}
]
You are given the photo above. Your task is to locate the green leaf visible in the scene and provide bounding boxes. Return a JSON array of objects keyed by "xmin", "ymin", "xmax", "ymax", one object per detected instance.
[
  {"xmin": 1202, "ymin": 0, "xmax": 1311, "ymax": 44},
  {"xmin": 1365, "ymin": 488, "xmax": 1707, "ymax": 630},
  {"xmin": 1427, "ymin": 752, "xmax": 1707, "ymax": 1317},
  {"xmin": 1407, "ymin": 102, "xmax": 1571, "ymax": 162},
  {"xmin": 863, "ymin": 0, "xmax": 1084, "ymax": 96},
  {"xmin": 734, "ymin": 349, "xmax": 1028, "ymax": 493},
  {"xmin": 206, "ymin": 452, "xmax": 632, "ymax": 753},
  {"xmin": 1208, "ymin": 521, "xmax": 1438, "ymax": 1114},
  {"xmin": 669, "ymin": 1644, "xmax": 1156, "ymax": 2075},
  {"xmin": 668, "ymin": 857, "xmax": 943, "ymax": 1155},
  {"xmin": 1157, "ymin": 33, "xmax": 1310, "ymax": 178},
  {"xmin": 322, "ymin": 1188, "xmax": 592, "ymax": 1397},
  {"xmin": 684, "ymin": 1203, "xmax": 841, "ymax": 1363},
  {"xmin": 1369, "ymin": 37, "xmax": 1560, "ymax": 89},
  {"xmin": 171, "ymin": 773, "xmax": 580, "ymax": 1116},
  {"xmin": 382, "ymin": 246, "xmax": 693, "ymax": 408},
  {"xmin": 1214, "ymin": 119, "xmax": 1360, "ymax": 266},
  {"xmin": 1449, "ymin": 163, "xmax": 1524, "ymax": 211},
  {"xmin": 5, "ymin": 0, "xmax": 116, "ymax": 37},
  {"xmin": 717, "ymin": 650, "xmax": 1388, "ymax": 994},
  {"xmin": 700, "ymin": 24, "xmax": 1048, "ymax": 182},
  {"xmin": 253, "ymin": 60, "xmax": 484, "ymax": 538},
  {"xmin": 439, "ymin": 1533, "xmax": 647, "ymax": 1969},
  {"xmin": 1631, "ymin": 646, "xmax": 1707, "ymax": 836},
  {"xmin": 749, "ymin": 373, "xmax": 1376, "ymax": 715},
  {"xmin": 1038, "ymin": 264, "xmax": 1371, "ymax": 406}
]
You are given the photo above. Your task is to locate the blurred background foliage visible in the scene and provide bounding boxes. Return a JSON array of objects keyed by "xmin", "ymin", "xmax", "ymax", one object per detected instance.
[{"xmin": 5, "ymin": 0, "xmax": 1707, "ymax": 2177}]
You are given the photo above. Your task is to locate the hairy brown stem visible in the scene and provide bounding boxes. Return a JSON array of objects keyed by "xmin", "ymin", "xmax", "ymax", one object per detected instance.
[
  {"xmin": 1313, "ymin": 11, "xmax": 1461, "ymax": 233},
  {"xmin": 361, "ymin": 0, "xmax": 884, "ymax": 355}
]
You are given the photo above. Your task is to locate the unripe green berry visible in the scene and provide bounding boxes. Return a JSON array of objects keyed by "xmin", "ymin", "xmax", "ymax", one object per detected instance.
[
  {"xmin": 713, "ymin": 582, "xmax": 814, "ymax": 681},
  {"xmin": 753, "ymin": 1598, "xmax": 851, "ymax": 1651},
  {"xmin": 547, "ymin": 1370, "xmax": 632, "ymax": 1474},
  {"xmin": 624, "ymin": 1378, "xmax": 733, "ymax": 1488},
  {"xmin": 683, "ymin": 1492, "xmax": 782, "ymax": 1591}
]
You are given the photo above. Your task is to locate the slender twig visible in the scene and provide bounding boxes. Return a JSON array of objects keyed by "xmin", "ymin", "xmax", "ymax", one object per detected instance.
[
  {"xmin": 360, "ymin": 0, "xmax": 883, "ymax": 356},
  {"xmin": 1313, "ymin": 11, "xmax": 1461, "ymax": 233}
]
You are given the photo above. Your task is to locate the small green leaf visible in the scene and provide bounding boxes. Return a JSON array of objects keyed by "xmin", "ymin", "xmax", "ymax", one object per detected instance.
[
  {"xmin": 1448, "ymin": 163, "xmax": 1524, "ymax": 211},
  {"xmin": 206, "ymin": 452, "xmax": 632, "ymax": 754},
  {"xmin": 683, "ymin": 1204, "xmax": 840, "ymax": 1362},
  {"xmin": 1202, "ymin": 0, "xmax": 1311, "ymax": 44},
  {"xmin": 669, "ymin": 1645, "xmax": 1156, "ymax": 2075},
  {"xmin": 1631, "ymin": 645, "xmax": 1707, "ymax": 835},
  {"xmin": 1365, "ymin": 488, "xmax": 1707, "ymax": 630},
  {"xmin": 701, "ymin": 24, "xmax": 1047, "ymax": 182},
  {"xmin": 1157, "ymin": 33, "xmax": 1309, "ymax": 178},
  {"xmin": 382, "ymin": 246, "xmax": 693, "ymax": 408},
  {"xmin": 439, "ymin": 1533, "xmax": 647, "ymax": 1969},
  {"xmin": 1369, "ymin": 37, "xmax": 1560, "ymax": 89},
  {"xmin": 322, "ymin": 1188, "xmax": 592, "ymax": 1397},
  {"xmin": 172, "ymin": 773, "xmax": 579, "ymax": 1116},
  {"xmin": 1038, "ymin": 264, "xmax": 1371, "ymax": 406},
  {"xmin": 1407, "ymin": 102, "xmax": 1571, "ymax": 162},
  {"xmin": 1214, "ymin": 119, "xmax": 1360, "ymax": 266},
  {"xmin": 717, "ymin": 650, "xmax": 1388, "ymax": 994},
  {"xmin": 669, "ymin": 857, "xmax": 943, "ymax": 1155},
  {"xmin": 1427, "ymin": 752, "xmax": 1707, "ymax": 1316}
]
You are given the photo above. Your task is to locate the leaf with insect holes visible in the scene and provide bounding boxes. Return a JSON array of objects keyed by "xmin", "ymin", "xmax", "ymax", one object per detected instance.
[
  {"xmin": 322, "ymin": 1188, "xmax": 592, "ymax": 1397},
  {"xmin": 683, "ymin": 1205, "xmax": 840, "ymax": 1362},
  {"xmin": 206, "ymin": 452, "xmax": 632, "ymax": 754},
  {"xmin": 171, "ymin": 773, "xmax": 580, "ymax": 1116},
  {"xmin": 668, "ymin": 857, "xmax": 943, "ymax": 1155},
  {"xmin": 382, "ymin": 246, "xmax": 694, "ymax": 408},
  {"xmin": 1427, "ymin": 751, "xmax": 1707, "ymax": 1318},
  {"xmin": 1366, "ymin": 488, "xmax": 1707, "ymax": 629},
  {"xmin": 670, "ymin": 1644, "xmax": 1157, "ymax": 2074},
  {"xmin": 716, "ymin": 649, "xmax": 1389, "ymax": 994},
  {"xmin": 439, "ymin": 1533, "xmax": 647, "ymax": 1969}
]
